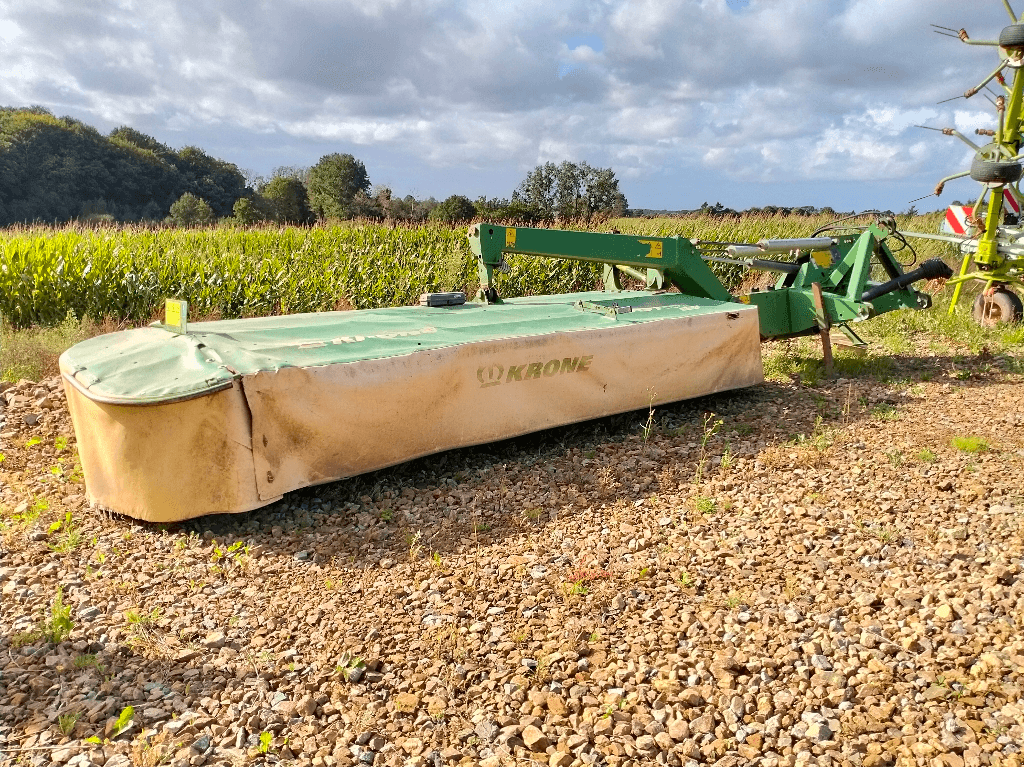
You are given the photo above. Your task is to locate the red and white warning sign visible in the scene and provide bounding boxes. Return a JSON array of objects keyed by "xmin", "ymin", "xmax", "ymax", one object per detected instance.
[
  {"xmin": 942, "ymin": 190, "xmax": 1021, "ymax": 236},
  {"xmin": 1003, "ymin": 186, "xmax": 1021, "ymax": 215},
  {"xmin": 942, "ymin": 205, "xmax": 975, "ymax": 235}
]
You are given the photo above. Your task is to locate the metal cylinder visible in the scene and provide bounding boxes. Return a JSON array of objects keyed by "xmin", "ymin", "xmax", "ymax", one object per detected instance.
[
  {"xmin": 724, "ymin": 245, "xmax": 766, "ymax": 258},
  {"xmin": 755, "ymin": 237, "xmax": 836, "ymax": 253}
]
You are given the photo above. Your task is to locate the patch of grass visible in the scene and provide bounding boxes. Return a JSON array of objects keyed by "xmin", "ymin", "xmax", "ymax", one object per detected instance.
[
  {"xmin": 46, "ymin": 586, "xmax": 74, "ymax": 643},
  {"xmin": 694, "ymin": 412, "xmax": 722, "ymax": 485},
  {"xmin": 951, "ymin": 435, "xmax": 989, "ymax": 453},
  {"xmin": 58, "ymin": 712, "xmax": 80, "ymax": 736},
  {"xmin": 562, "ymin": 580, "xmax": 589, "ymax": 596},
  {"xmin": 406, "ymin": 529, "xmax": 424, "ymax": 561},
  {"xmin": 74, "ymin": 653, "xmax": 102, "ymax": 670},
  {"xmin": 640, "ymin": 389, "xmax": 657, "ymax": 447},
  {"xmin": 916, "ymin": 448, "xmax": 936, "ymax": 462},
  {"xmin": 49, "ymin": 511, "xmax": 82, "ymax": 554},
  {"xmin": 720, "ymin": 443, "xmax": 733, "ymax": 471},
  {"xmin": 873, "ymin": 526, "xmax": 896, "ymax": 543},
  {"xmin": 1, "ymin": 311, "xmax": 108, "ymax": 382},
  {"xmin": 871, "ymin": 403, "xmax": 900, "ymax": 422},
  {"xmin": 125, "ymin": 607, "xmax": 161, "ymax": 630},
  {"xmin": 14, "ymin": 586, "xmax": 77, "ymax": 646},
  {"xmin": 692, "ymin": 496, "xmax": 716, "ymax": 515}
]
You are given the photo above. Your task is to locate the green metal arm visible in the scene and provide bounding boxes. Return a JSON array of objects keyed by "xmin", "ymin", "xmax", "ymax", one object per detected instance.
[
  {"xmin": 467, "ymin": 221, "xmax": 937, "ymax": 340},
  {"xmin": 469, "ymin": 224, "xmax": 732, "ymax": 302}
]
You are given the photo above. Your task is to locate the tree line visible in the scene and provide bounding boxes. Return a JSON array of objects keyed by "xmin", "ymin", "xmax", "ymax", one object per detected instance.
[{"xmin": 0, "ymin": 107, "xmax": 630, "ymax": 227}]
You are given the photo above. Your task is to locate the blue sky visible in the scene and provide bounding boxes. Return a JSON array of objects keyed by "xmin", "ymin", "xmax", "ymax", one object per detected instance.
[{"xmin": 0, "ymin": 0, "xmax": 1014, "ymax": 212}]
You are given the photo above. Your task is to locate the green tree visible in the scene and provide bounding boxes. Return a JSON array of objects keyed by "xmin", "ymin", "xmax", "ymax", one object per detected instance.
[
  {"xmin": 261, "ymin": 175, "xmax": 313, "ymax": 224},
  {"xmin": 174, "ymin": 146, "xmax": 247, "ymax": 218},
  {"xmin": 167, "ymin": 193, "xmax": 214, "ymax": 227},
  {"xmin": 0, "ymin": 108, "xmax": 251, "ymax": 225},
  {"xmin": 231, "ymin": 197, "xmax": 265, "ymax": 226},
  {"xmin": 513, "ymin": 161, "xmax": 627, "ymax": 222},
  {"xmin": 429, "ymin": 194, "xmax": 477, "ymax": 224},
  {"xmin": 306, "ymin": 153, "xmax": 371, "ymax": 219}
]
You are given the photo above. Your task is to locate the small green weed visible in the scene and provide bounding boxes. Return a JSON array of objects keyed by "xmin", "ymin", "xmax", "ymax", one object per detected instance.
[
  {"xmin": 257, "ymin": 731, "xmax": 273, "ymax": 754},
  {"xmin": 406, "ymin": 529, "xmax": 424, "ymax": 560},
  {"xmin": 562, "ymin": 580, "xmax": 589, "ymax": 596},
  {"xmin": 885, "ymin": 450, "xmax": 904, "ymax": 467},
  {"xmin": 22, "ymin": 586, "xmax": 76, "ymax": 645},
  {"xmin": 871, "ymin": 404, "xmax": 899, "ymax": 422},
  {"xmin": 74, "ymin": 653, "xmax": 101, "ymax": 670},
  {"xmin": 720, "ymin": 443, "xmax": 733, "ymax": 471},
  {"xmin": 110, "ymin": 705, "xmax": 134, "ymax": 738},
  {"xmin": 692, "ymin": 496, "xmax": 716, "ymax": 515},
  {"xmin": 49, "ymin": 512, "xmax": 82, "ymax": 553},
  {"xmin": 640, "ymin": 390, "xmax": 657, "ymax": 447},
  {"xmin": 916, "ymin": 448, "xmax": 936, "ymax": 462},
  {"xmin": 694, "ymin": 412, "xmax": 722, "ymax": 485},
  {"xmin": 57, "ymin": 712, "xmax": 80, "ymax": 736},
  {"xmin": 951, "ymin": 435, "xmax": 989, "ymax": 453},
  {"xmin": 125, "ymin": 607, "xmax": 160, "ymax": 627}
]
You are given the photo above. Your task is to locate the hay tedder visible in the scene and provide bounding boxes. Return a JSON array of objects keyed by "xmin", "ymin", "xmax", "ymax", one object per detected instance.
[
  {"xmin": 909, "ymin": 1, "xmax": 1024, "ymax": 324},
  {"xmin": 60, "ymin": 220, "xmax": 950, "ymax": 522}
]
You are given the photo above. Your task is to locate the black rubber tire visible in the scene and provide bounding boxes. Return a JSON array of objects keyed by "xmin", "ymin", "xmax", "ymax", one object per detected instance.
[
  {"xmin": 999, "ymin": 24, "xmax": 1024, "ymax": 48},
  {"xmin": 970, "ymin": 154, "xmax": 1023, "ymax": 184},
  {"xmin": 972, "ymin": 289, "xmax": 1024, "ymax": 326}
]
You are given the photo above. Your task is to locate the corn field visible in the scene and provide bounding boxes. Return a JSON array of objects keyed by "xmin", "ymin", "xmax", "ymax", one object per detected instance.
[{"xmin": 0, "ymin": 213, "xmax": 952, "ymax": 328}]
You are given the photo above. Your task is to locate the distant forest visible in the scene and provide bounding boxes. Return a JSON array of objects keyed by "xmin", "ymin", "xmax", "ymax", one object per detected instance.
[
  {"xmin": 0, "ymin": 107, "xmax": 248, "ymax": 226},
  {"xmin": 1, "ymin": 106, "xmax": 879, "ymax": 228}
]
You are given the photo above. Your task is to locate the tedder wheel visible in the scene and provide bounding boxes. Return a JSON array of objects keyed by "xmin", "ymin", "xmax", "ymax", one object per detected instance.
[
  {"xmin": 1000, "ymin": 24, "xmax": 1024, "ymax": 48},
  {"xmin": 972, "ymin": 289, "xmax": 1024, "ymax": 326},
  {"xmin": 970, "ymin": 154, "xmax": 1023, "ymax": 184}
]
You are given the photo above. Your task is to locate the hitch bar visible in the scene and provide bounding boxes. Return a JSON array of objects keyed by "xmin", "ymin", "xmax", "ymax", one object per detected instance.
[{"xmin": 861, "ymin": 259, "xmax": 954, "ymax": 302}]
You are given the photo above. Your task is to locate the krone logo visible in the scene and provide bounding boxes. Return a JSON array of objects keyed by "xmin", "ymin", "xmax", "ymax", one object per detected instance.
[
  {"xmin": 477, "ymin": 355, "xmax": 593, "ymax": 388},
  {"xmin": 477, "ymin": 364, "xmax": 505, "ymax": 387}
]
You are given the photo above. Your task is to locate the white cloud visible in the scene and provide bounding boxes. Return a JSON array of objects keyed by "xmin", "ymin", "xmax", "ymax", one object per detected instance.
[{"xmin": 0, "ymin": 0, "xmax": 1012, "ymax": 208}]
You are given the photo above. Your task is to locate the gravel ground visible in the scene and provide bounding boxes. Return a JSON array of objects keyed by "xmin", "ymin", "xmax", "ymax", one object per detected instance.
[{"xmin": 1, "ymin": 337, "xmax": 1023, "ymax": 767}]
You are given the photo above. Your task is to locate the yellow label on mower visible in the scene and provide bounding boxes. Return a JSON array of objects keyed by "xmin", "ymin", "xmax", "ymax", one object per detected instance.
[
  {"xmin": 638, "ymin": 240, "xmax": 663, "ymax": 259},
  {"xmin": 164, "ymin": 299, "xmax": 188, "ymax": 335},
  {"xmin": 505, "ymin": 228, "xmax": 517, "ymax": 248}
]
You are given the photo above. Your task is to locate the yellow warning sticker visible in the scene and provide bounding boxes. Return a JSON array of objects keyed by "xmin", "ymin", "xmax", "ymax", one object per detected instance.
[
  {"xmin": 811, "ymin": 251, "xmax": 832, "ymax": 267},
  {"xmin": 166, "ymin": 300, "xmax": 181, "ymax": 326},
  {"xmin": 638, "ymin": 240, "xmax": 663, "ymax": 259},
  {"xmin": 505, "ymin": 228, "xmax": 517, "ymax": 248},
  {"xmin": 164, "ymin": 298, "xmax": 188, "ymax": 334}
]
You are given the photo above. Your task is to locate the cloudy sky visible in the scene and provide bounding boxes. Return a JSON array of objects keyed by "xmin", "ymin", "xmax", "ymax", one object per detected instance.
[{"xmin": 0, "ymin": 0, "xmax": 1015, "ymax": 211}]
